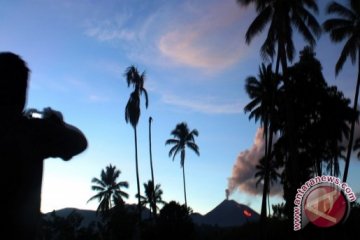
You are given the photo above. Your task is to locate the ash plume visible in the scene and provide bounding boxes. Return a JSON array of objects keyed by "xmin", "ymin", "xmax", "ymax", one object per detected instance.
[{"xmin": 228, "ymin": 128, "xmax": 282, "ymax": 196}]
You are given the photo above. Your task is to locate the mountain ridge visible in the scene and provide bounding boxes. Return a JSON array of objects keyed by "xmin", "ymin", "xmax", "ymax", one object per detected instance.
[{"xmin": 45, "ymin": 199, "xmax": 260, "ymax": 228}]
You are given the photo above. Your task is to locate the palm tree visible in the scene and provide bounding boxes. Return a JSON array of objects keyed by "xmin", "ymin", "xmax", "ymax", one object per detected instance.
[
  {"xmin": 165, "ymin": 122, "xmax": 200, "ymax": 207},
  {"xmin": 323, "ymin": 0, "xmax": 360, "ymax": 182},
  {"xmin": 124, "ymin": 65, "xmax": 149, "ymax": 219},
  {"xmin": 87, "ymin": 164, "xmax": 129, "ymax": 217},
  {"xmin": 244, "ymin": 63, "xmax": 281, "ymax": 219},
  {"xmin": 148, "ymin": 116, "xmax": 156, "ymax": 215},
  {"xmin": 238, "ymin": 0, "xmax": 321, "ymax": 221},
  {"xmin": 136, "ymin": 180, "xmax": 166, "ymax": 218}
]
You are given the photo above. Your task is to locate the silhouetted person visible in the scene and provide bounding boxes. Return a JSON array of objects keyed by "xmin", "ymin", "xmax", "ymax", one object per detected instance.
[{"xmin": 0, "ymin": 52, "xmax": 88, "ymax": 240}]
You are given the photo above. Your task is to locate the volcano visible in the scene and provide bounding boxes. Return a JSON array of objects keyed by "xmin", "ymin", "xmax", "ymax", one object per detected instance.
[{"xmin": 192, "ymin": 199, "xmax": 260, "ymax": 227}]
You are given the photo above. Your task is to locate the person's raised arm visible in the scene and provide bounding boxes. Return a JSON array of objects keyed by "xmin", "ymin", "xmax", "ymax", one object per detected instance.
[{"xmin": 40, "ymin": 107, "xmax": 88, "ymax": 160}]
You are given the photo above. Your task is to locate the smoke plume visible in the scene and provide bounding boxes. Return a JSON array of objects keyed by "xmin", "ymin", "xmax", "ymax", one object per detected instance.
[{"xmin": 228, "ymin": 128, "xmax": 282, "ymax": 196}]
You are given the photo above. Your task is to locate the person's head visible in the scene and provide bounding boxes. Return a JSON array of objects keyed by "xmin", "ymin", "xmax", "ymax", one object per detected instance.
[{"xmin": 0, "ymin": 52, "xmax": 29, "ymax": 114}]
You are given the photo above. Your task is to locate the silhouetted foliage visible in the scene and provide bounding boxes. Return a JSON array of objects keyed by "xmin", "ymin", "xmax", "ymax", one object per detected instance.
[
  {"xmin": 272, "ymin": 47, "xmax": 355, "ymax": 218},
  {"xmin": 136, "ymin": 180, "xmax": 166, "ymax": 219},
  {"xmin": 155, "ymin": 201, "xmax": 195, "ymax": 240},
  {"xmin": 87, "ymin": 164, "xmax": 129, "ymax": 218},
  {"xmin": 237, "ymin": 0, "xmax": 321, "ymax": 64},
  {"xmin": 105, "ymin": 204, "xmax": 137, "ymax": 240},
  {"xmin": 271, "ymin": 203, "xmax": 287, "ymax": 220},
  {"xmin": 40, "ymin": 210, "xmax": 98, "ymax": 240},
  {"xmin": 323, "ymin": 0, "xmax": 360, "ymax": 183}
]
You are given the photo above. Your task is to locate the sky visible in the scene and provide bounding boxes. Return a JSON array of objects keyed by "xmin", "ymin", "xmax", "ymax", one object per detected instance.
[{"xmin": 1, "ymin": 0, "xmax": 360, "ymax": 215}]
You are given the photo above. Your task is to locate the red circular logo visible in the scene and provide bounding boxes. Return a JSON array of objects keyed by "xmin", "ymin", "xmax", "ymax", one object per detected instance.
[{"xmin": 304, "ymin": 185, "xmax": 347, "ymax": 228}]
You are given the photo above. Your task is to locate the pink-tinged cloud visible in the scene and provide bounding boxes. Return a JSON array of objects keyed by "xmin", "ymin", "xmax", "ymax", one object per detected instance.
[
  {"xmin": 228, "ymin": 128, "xmax": 282, "ymax": 196},
  {"xmin": 158, "ymin": 0, "xmax": 251, "ymax": 71}
]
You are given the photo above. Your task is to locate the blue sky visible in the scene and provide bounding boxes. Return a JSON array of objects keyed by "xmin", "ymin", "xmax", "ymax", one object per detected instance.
[{"xmin": 1, "ymin": 0, "xmax": 359, "ymax": 215}]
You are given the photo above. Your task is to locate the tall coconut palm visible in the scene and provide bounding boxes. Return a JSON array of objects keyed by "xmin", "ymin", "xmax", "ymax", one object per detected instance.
[
  {"xmin": 87, "ymin": 164, "xmax": 129, "ymax": 217},
  {"xmin": 238, "ymin": 0, "xmax": 321, "ymax": 221},
  {"xmin": 165, "ymin": 122, "xmax": 200, "ymax": 207},
  {"xmin": 244, "ymin": 63, "xmax": 281, "ymax": 219},
  {"xmin": 124, "ymin": 65, "xmax": 149, "ymax": 219},
  {"xmin": 323, "ymin": 0, "xmax": 360, "ymax": 182}
]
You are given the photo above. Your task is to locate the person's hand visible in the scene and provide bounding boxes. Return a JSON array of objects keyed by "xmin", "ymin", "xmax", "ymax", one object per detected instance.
[
  {"xmin": 43, "ymin": 107, "xmax": 64, "ymax": 122},
  {"xmin": 23, "ymin": 108, "xmax": 39, "ymax": 118}
]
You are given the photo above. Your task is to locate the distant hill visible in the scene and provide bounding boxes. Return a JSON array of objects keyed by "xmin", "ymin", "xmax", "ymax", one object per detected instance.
[
  {"xmin": 44, "ymin": 208, "xmax": 100, "ymax": 227},
  {"xmin": 44, "ymin": 204, "xmax": 151, "ymax": 227},
  {"xmin": 45, "ymin": 200, "xmax": 259, "ymax": 228},
  {"xmin": 191, "ymin": 199, "xmax": 260, "ymax": 227}
]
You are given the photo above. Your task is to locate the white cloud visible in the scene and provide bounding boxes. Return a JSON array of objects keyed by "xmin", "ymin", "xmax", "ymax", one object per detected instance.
[
  {"xmin": 84, "ymin": 14, "xmax": 135, "ymax": 42},
  {"xmin": 88, "ymin": 94, "xmax": 110, "ymax": 103},
  {"xmin": 162, "ymin": 92, "xmax": 243, "ymax": 114}
]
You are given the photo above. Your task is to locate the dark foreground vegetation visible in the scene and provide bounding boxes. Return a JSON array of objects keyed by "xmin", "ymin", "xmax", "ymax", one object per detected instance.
[{"xmin": 38, "ymin": 202, "xmax": 360, "ymax": 240}]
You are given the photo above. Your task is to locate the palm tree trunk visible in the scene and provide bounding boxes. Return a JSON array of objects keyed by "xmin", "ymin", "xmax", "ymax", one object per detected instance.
[
  {"xmin": 260, "ymin": 56, "xmax": 281, "ymax": 222},
  {"xmin": 280, "ymin": 41, "xmax": 300, "ymax": 221},
  {"xmin": 134, "ymin": 127, "xmax": 142, "ymax": 222},
  {"xmin": 267, "ymin": 185, "xmax": 271, "ymax": 217},
  {"xmin": 343, "ymin": 50, "xmax": 360, "ymax": 182},
  {"xmin": 264, "ymin": 118, "xmax": 268, "ymax": 164},
  {"xmin": 316, "ymin": 158, "xmax": 322, "ymax": 176},
  {"xmin": 182, "ymin": 160, "xmax": 188, "ymax": 207},
  {"xmin": 261, "ymin": 121, "xmax": 274, "ymax": 220},
  {"xmin": 148, "ymin": 117, "xmax": 156, "ymax": 217}
]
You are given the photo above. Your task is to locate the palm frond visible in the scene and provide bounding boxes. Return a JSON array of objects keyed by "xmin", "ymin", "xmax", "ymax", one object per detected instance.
[
  {"xmin": 114, "ymin": 181, "xmax": 129, "ymax": 189},
  {"xmin": 125, "ymin": 91, "xmax": 140, "ymax": 127},
  {"xmin": 172, "ymin": 145, "xmax": 182, "ymax": 162},
  {"xmin": 303, "ymin": 0, "xmax": 319, "ymax": 13},
  {"xmin": 291, "ymin": 11, "xmax": 317, "ymax": 46},
  {"xmin": 165, "ymin": 138, "xmax": 179, "ymax": 145},
  {"xmin": 91, "ymin": 178, "xmax": 106, "ymax": 188},
  {"xmin": 245, "ymin": 6, "xmax": 273, "ymax": 44},
  {"xmin": 91, "ymin": 185, "xmax": 105, "ymax": 192},
  {"xmin": 168, "ymin": 144, "xmax": 180, "ymax": 159},
  {"xmin": 335, "ymin": 35, "xmax": 358, "ymax": 75},
  {"xmin": 323, "ymin": 19, "xmax": 354, "ymax": 42},
  {"xmin": 327, "ymin": 2, "xmax": 355, "ymax": 19},
  {"xmin": 297, "ymin": 5, "xmax": 322, "ymax": 38},
  {"xmin": 87, "ymin": 192, "xmax": 104, "ymax": 203},
  {"xmin": 124, "ymin": 65, "xmax": 138, "ymax": 87},
  {"xmin": 141, "ymin": 87, "xmax": 149, "ymax": 108},
  {"xmin": 186, "ymin": 142, "xmax": 200, "ymax": 156},
  {"xmin": 260, "ymin": 22, "xmax": 276, "ymax": 61},
  {"xmin": 285, "ymin": 24, "xmax": 295, "ymax": 62}
]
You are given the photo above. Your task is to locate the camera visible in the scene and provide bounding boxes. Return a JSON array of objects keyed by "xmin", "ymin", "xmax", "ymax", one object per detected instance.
[{"xmin": 24, "ymin": 108, "xmax": 43, "ymax": 119}]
